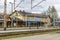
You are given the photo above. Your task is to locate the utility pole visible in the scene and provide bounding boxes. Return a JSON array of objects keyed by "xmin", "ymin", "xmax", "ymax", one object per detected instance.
[
  {"xmin": 12, "ymin": 0, "xmax": 15, "ymax": 27},
  {"xmin": 4, "ymin": 0, "xmax": 7, "ymax": 30},
  {"xmin": 53, "ymin": 12, "xmax": 56, "ymax": 27},
  {"xmin": 26, "ymin": 15, "xmax": 27, "ymax": 27},
  {"xmin": 14, "ymin": 0, "xmax": 17, "ymax": 27},
  {"xmin": 31, "ymin": 0, "xmax": 32, "ymax": 9}
]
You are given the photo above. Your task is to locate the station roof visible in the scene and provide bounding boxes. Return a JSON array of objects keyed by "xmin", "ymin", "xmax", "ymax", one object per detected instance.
[
  {"xmin": 19, "ymin": 10, "xmax": 48, "ymax": 18},
  {"xmin": 10, "ymin": 10, "xmax": 49, "ymax": 18}
]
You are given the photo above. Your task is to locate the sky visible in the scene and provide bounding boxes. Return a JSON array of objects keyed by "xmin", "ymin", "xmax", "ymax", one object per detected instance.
[{"xmin": 0, "ymin": 0, "xmax": 60, "ymax": 17}]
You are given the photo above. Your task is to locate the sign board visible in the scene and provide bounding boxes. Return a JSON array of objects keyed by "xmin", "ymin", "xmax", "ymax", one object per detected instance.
[
  {"xmin": 34, "ymin": 18, "xmax": 42, "ymax": 21},
  {"xmin": 0, "ymin": 19, "xmax": 4, "ymax": 21}
]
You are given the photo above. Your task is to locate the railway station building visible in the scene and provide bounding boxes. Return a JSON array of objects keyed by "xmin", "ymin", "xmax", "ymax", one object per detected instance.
[
  {"xmin": 0, "ymin": 10, "xmax": 51, "ymax": 28},
  {"xmin": 9, "ymin": 10, "xmax": 51, "ymax": 27}
]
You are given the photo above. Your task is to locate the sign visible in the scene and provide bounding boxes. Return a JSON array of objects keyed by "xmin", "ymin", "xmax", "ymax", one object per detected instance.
[
  {"xmin": 34, "ymin": 18, "xmax": 42, "ymax": 21},
  {"xmin": 0, "ymin": 19, "xmax": 4, "ymax": 21}
]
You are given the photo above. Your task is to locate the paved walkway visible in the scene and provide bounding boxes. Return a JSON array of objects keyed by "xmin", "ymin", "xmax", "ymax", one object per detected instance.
[
  {"xmin": 0, "ymin": 27, "xmax": 60, "ymax": 31},
  {"xmin": 0, "ymin": 27, "xmax": 60, "ymax": 36},
  {"xmin": 0, "ymin": 27, "xmax": 60, "ymax": 33},
  {"xmin": 3, "ymin": 33, "xmax": 60, "ymax": 40}
]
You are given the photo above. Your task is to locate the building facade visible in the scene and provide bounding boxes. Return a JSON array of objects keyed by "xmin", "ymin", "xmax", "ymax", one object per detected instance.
[
  {"xmin": 0, "ymin": 10, "xmax": 51, "ymax": 28},
  {"xmin": 10, "ymin": 10, "xmax": 51, "ymax": 27}
]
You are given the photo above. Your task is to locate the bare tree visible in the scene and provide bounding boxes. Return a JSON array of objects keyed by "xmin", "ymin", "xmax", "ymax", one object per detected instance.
[{"xmin": 47, "ymin": 6, "xmax": 58, "ymax": 26}]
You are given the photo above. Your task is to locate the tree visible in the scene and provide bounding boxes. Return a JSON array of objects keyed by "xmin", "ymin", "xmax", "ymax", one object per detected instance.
[
  {"xmin": 47, "ymin": 6, "xmax": 57, "ymax": 26},
  {"xmin": 51, "ymin": 6, "xmax": 57, "ymax": 18}
]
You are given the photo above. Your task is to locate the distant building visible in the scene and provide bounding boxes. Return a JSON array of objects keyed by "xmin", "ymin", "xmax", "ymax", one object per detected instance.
[
  {"xmin": 0, "ymin": 10, "xmax": 51, "ymax": 28},
  {"xmin": 53, "ymin": 19, "xmax": 60, "ymax": 26}
]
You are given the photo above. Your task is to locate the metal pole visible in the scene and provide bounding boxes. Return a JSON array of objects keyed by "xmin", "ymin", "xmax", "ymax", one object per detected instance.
[
  {"xmin": 11, "ymin": 3, "xmax": 13, "ymax": 27},
  {"xmin": 13, "ymin": 0, "xmax": 15, "ymax": 27},
  {"xmin": 11, "ymin": 4, "xmax": 13, "ymax": 13},
  {"xmin": 14, "ymin": 0, "xmax": 17, "ymax": 27},
  {"xmin": 14, "ymin": 0, "xmax": 15, "ymax": 10},
  {"xmin": 4, "ymin": 0, "xmax": 7, "ymax": 30},
  {"xmin": 53, "ymin": 12, "xmax": 55, "ymax": 27},
  {"xmin": 26, "ymin": 15, "xmax": 27, "ymax": 27},
  {"xmin": 16, "ymin": 11, "xmax": 17, "ymax": 27},
  {"xmin": 31, "ymin": 0, "xmax": 32, "ymax": 9},
  {"xmin": 32, "ymin": 0, "xmax": 45, "ymax": 9}
]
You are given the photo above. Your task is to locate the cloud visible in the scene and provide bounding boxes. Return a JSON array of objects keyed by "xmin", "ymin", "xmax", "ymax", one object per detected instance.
[
  {"xmin": 54, "ymin": 4, "xmax": 60, "ymax": 12},
  {"xmin": 0, "ymin": 0, "xmax": 60, "ymax": 18},
  {"xmin": 57, "ymin": 12, "xmax": 60, "ymax": 17}
]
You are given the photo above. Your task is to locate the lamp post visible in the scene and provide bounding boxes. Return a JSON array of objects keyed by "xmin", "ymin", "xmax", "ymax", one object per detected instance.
[
  {"xmin": 9, "ymin": 2, "xmax": 13, "ymax": 27},
  {"xmin": 4, "ymin": 0, "xmax": 7, "ymax": 30}
]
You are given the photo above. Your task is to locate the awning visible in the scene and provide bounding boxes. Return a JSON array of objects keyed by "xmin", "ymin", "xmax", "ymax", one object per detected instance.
[
  {"xmin": 52, "ymin": 22, "xmax": 60, "ymax": 25},
  {"xmin": 23, "ymin": 20, "xmax": 43, "ymax": 23}
]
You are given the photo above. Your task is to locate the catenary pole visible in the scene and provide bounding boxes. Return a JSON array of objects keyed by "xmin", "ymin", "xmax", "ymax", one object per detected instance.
[
  {"xmin": 4, "ymin": 0, "xmax": 7, "ymax": 30},
  {"xmin": 14, "ymin": 0, "xmax": 15, "ymax": 10}
]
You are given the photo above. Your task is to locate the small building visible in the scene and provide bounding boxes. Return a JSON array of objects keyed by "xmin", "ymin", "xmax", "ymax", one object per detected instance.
[{"xmin": 53, "ymin": 19, "xmax": 60, "ymax": 26}]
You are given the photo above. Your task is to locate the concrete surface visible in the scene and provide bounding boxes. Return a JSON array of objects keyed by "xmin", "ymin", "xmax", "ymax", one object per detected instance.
[
  {"xmin": 0, "ymin": 27, "xmax": 60, "ymax": 34},
  {"xmin": 3, "ymin": 33, "xmax": 60, "ymax": 40}
]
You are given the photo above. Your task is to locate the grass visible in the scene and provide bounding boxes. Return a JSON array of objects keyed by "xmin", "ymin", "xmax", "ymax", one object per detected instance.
[{"xmin": 0, "ymin": 30, "xmax": 60, "ymax": 40}]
